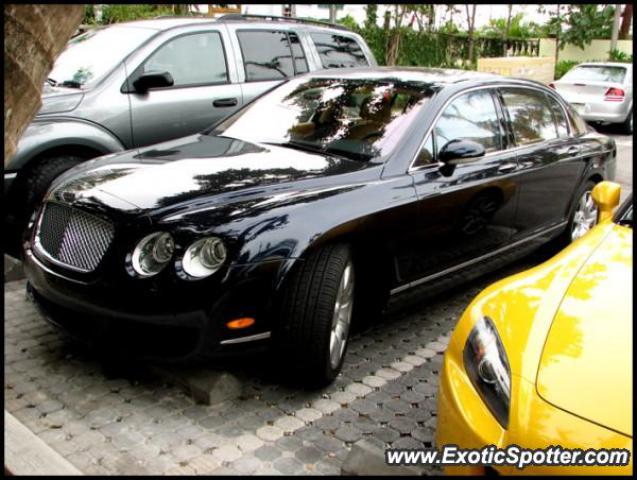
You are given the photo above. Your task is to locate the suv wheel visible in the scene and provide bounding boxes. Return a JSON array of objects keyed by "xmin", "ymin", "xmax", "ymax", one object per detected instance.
[
  {"xmin": 6, "ymin": 155, "xmax": 82, "ymax": 257},
  {"xmin": 275, "ymin": 244, "xmax": 355, "ymax": 388}
]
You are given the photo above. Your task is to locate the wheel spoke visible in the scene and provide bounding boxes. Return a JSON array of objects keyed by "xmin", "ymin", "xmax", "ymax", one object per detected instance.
[{"xmin": 329, "ymin": 261, "xmax": 354, "ymax": 369}]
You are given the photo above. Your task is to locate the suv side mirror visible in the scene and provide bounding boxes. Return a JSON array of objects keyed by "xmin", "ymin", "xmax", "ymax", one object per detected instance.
[
  {"xmin": 439, "ymin": 139, "xmax": 485, "ymax": 165},
  {"xmin": 592, "ymin": 181, "xmax": 621, "ymax": 222},
  {"xmin": 132, "ymin": 71, "xmax": 174, "ymax": 93}
]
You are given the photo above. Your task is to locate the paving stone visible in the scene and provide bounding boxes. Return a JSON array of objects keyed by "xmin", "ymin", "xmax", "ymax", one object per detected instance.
[
  {"xmin": 392, "ymin": 436, "xmax": 427, "ymax": 450},
  {"xmin": 187, "ymin": 453, "xmax": 221, "ymax": 474},
  {"xmin": 352, "ymin": 415, "xmax": 378, "ymax": 434},
  {"xmin": 349, "ymin": 398, "xmax": 378, "ymax": 416},
  {"xmin": 171, "ymin": 444, "xmax": 203, "ymax": 463},
  {"xmin": 212, "ymin": 444, "xmax": 242, "ymax": 463},
  {"xmin": 414, "ymin": 348, "xmax": 437, "ymax": 359},
  {"xmin": 275, "ymin": 435, "xmax": 304, "ymax": 452},
  {"xmin": 274, "ymin": 415, "xmax": 305, "ymax": 433},
  {"xmin": 256, "ymin": 425, "xmax": 284, "ymax": 442},
  {"xmin": 334, "ymin": 425, "xmax": 362, "ymax": 443},
  {"xmin": 254, "ymin": 445, "xmax": 283, "ymax": 462},
  {"xmin": 232, "ymin": 455, "xmax": 261, "ymax": 474},
  {"xmin": 361, "ymin": 375, "xmax": 387, "ymax": 388},
  {"xmin": 194, "ymin": 433, "xmax": 226, "ymax": 451},
  {"xmin": 411, "ymin": 427, "xmax": 435, "ymax": 444},
  {"xmin": 311, "ymin": 398, "xmax": 340, "ymax": 414},
  {"xmin": 344, "ymin": 383, "xmax": 373, "ymax": 397},
  {"xmin": 375, "ymin": 368, "xmax": 402, "ymax": 380},
  {"xmin": 384, "ymin": 398, "xmax": 412, "ymax": 414},
  {"xmin": 329, "ymin": 390, "xmax": 357, "ymax": 405},
  {"xmin": 273, "ymin": 456, "xmax": 304, "ymax": 475},
  {"xmin": 234, "ymin": 434, "xmax": 263, "ymax": 453},
  {"xmin": 370, "ymin": 426, "xmax": 400, "ymax": 445},
  {"xmin": 295, "ymin": 445, "xmax": 324, "ymax": 464},
  {"xmin": 294, "ymin": 407, "xmax": 322, "ymax": 424},
  {"xmin": 426, "ymin": 341, "xmax": 447, "ymax": 353}
]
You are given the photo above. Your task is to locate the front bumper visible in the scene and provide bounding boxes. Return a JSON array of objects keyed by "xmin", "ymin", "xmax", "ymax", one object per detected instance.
[
  {"xmin": 436, "ymin": 353, "xmax": 633, "ymax": 475},
  {"xmin": 23, "ymin": 246, "xmax": 292, "ymax": 361}
]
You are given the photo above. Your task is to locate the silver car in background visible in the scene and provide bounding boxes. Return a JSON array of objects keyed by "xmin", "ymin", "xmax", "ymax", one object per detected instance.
[{"xmin": 551, "ymin": 62, "xmax": 633, "ymax": 134}]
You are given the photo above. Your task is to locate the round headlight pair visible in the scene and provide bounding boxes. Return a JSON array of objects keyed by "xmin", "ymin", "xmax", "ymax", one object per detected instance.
[
  {"xmin": 131, "ymin": 232, "xmax": 175, "ymax": 277},
  {"xmin": 182, "ymin": 237, "xmax": 227, "ymax": 278}
]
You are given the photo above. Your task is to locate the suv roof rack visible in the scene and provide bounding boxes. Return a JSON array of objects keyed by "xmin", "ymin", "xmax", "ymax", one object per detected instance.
[{"xmin": 216, "ymin": 13, "xmax": 350, "ymax": 31}]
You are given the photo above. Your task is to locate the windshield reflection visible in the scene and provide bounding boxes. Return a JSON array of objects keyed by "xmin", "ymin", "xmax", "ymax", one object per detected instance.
[{"xmin": 211, "ymin": 77, "xmax": 436, "ymax": 161}]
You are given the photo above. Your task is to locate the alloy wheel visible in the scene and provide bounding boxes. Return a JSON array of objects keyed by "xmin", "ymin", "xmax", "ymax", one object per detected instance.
[
  {"xmin": 329, "ymin": 261, "xmax": 354, "ymax": 369},
  {"xmin": 571, "ymin": 190, "xmax": 598, "ymax": 241}
]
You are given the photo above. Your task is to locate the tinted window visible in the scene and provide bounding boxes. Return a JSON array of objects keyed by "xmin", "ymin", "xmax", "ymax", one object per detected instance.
[
  {"xmin": 501, "ymin": 89, "xmax": 557, "ymax": 145},
  {"xmin": 143, "ymin": 32, "xmax": 228, "ymax": 87},
  {"xmin": 435, "ymin": 90, "xmax": 502, "ymax": 154},
  {"xmin": 414, "ymin": 134, "xmax": 435, "ymax": 167},
  {"xmin": 211, "ymin": 77, "xmax": 434, "ymax": 161},
  {"xmin": 563, "ymin": 65, "xmax": 627, "ymax": 83},
  {"xmin": 238, "ymin": 30, "xmax": 294, "ymax": 81},
  {"xmin": 310, "ymin": 33, "xmax": 368, "ymax": 68},
  {"xmin": 289, "ymin": 32, "xmax": 308, "ymax": 74},
  {"xmin": 545, "ymin": 94, "xmax": 569, "ymax": 138}
]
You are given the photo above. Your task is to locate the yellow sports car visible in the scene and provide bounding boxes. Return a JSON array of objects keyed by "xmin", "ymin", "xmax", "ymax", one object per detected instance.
[{"xmin": 436, "ymin": 181, "xmax": 632, "ymax": 475}]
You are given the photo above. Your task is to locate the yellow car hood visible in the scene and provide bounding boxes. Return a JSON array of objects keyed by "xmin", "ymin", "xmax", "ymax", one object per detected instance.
[{"xmin": 536, "ymin": 225, "xmax": 632, "ymax": 437}]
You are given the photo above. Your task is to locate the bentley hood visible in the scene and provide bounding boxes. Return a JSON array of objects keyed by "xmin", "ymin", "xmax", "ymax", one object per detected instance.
[
  {"xmin": 49, "ymin": 134, "xmax": 368, "ymax": 214},
  {"xmin": 536, "ymin": 225, "xmax": 633, "ymax": 437}
]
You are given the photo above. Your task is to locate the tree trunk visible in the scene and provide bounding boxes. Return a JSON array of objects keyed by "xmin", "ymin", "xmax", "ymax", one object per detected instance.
[
  {"xmin": 4, "ymin": 4, "xmax": 84, "ymax": 163},
  {"xmin": 329, "ymin": 4, "xmax": 337, "ymax": 23},
  {"xmin": 610, "ymin": 4, "xmax": 622, "ymax": 54},
  {"xmin": 554, "ymin": 4, "xmax": 561, "ymax": 65},
  {"xmin": 619, "ymin": 4, "xmax": 632, "ymax": 40},
  {"xmin": 466, "ymin": 4, "xmax": 477, "ymax": 67}
]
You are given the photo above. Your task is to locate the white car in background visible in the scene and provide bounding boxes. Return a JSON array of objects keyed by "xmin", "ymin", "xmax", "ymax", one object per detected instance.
[{"xmin": 551, "ymin": 62, "xmax": 633, "ymax": 134}]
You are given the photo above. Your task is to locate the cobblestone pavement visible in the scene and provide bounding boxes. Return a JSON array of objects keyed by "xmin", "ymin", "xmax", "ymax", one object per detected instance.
[{"xmin": 5, "ymin": 254, "xmax": 546, "ymax": 475}]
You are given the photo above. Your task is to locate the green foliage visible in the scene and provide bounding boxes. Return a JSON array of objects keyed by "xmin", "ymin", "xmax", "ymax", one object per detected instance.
[
  {"xmin": 337, "ymin": 15, "xmax": 359, "ymax": 31},
  {"xmin": 543, "ymin": 5, "xmax": 616, "ymax": 50},
  {"xmin": 100, "ymin": 4, "xmax": 174, "ymax": 24},
  {"xmin": 478, "ymin": 13, "xmax": 544, "ymax": 39},
  {"xmin": 608, "ymin": 49, "xmax": 633, "ymax": 63},
  {"xmin": 554, "ymin": 60, "xmax": 578, "ymax": 80}
]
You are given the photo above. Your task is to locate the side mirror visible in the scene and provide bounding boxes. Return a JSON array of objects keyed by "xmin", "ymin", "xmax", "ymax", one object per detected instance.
[
  {"xmin": 132, "ymin": 71, "xmax": 174, "ymax": 93},
  {"xmin": 592, "ymin": 181, "xmax": 621, "ymax": 222},
  {"xmin": 438, "ymin": 139, "xmax": 485, "ymax": 166}
]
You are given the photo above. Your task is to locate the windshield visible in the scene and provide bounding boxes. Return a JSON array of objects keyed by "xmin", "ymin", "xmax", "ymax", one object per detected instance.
[
  {"xmin": 210, "ymin": 77, "xmax": 436, "ymax": 161},
  {"xmin": 563, "ymin": 65, "xmax": 628, "ymax": 83},
  {"xmin": 48, "ymin": 26, "xmax": 156, "ymax": 88}
]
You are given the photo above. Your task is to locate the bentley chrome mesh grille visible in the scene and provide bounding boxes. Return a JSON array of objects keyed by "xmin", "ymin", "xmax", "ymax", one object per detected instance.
[{"xmin": 35, "ymin": 203, "xmax": 114, "ymax": 272}]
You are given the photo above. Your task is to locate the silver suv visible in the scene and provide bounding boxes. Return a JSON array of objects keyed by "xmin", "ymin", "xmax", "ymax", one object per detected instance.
[{"xmin": 4, "ymin": 14, "xmax": 376, "ymax": 256}]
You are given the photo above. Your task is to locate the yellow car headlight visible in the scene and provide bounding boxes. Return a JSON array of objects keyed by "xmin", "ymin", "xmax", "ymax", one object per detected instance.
[{"xmin": 463, "ymin": 316, "xmax": 511, "ymax": 428}]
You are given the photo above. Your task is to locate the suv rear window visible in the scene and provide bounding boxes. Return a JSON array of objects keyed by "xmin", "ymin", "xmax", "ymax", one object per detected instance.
[
  {"xmin": 562, "ymin": 65, "xmax": 627, "ymax": 83},
  {"xmin": 310, "ymin": 33, "xmax": 368, "ymax": 68},
  {"xmin": 237, "ymin": 30, "xmax": 297, "ymax": 81}
]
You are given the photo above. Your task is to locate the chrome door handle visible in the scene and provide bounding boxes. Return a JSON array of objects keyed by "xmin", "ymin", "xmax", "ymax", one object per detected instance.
[
  {"xmin": 566, "ymin": 146, "xmax": 580, "ymax": 156},
  {"xmin": 498, "ymin": 162, "xmax": 517, "ymax": 173}
]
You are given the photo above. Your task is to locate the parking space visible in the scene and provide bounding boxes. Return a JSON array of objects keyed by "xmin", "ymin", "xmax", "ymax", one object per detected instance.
[{"xmin": 4, "ymin": 132, "xmax": 632, "ymax": 475}]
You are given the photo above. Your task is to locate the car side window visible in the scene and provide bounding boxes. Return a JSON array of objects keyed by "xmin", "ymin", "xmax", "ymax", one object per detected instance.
[
  {"xmin": 310, "ymin": 33, "xmax": 369, "ymax": 68},
  {"xmin": 142, "ymin": 32, "xmax": 228, "ymax": 87},
  {"xmin": 564, "ymin": 103, "xmax": 589, "ymax": 136},
  {"xmin": 545, "ymin": 94, "xmax": 569, "ymax": 138},
  {"xmin": 414, "ymin": 134, "xmax": 436, "ymax": 168},
  {"xmin": 434, "ymin": 90, "xmax": 502, "ymax": 155},
  {"xmin": 237, "ymin": 30, "xmax": 295, "ymax": 81},
  {"xmin": 289, "ymin": 32, "xmax": 308, "ymax": 74},
  {"xmin": 500, "ymin": 88, "xmax": 558, "ymax": 145}
]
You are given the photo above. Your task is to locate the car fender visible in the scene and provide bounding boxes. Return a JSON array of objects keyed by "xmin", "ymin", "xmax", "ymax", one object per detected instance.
[{"xmin": 6, "ymin": 118, "xmax": 126, "ymax": 172}]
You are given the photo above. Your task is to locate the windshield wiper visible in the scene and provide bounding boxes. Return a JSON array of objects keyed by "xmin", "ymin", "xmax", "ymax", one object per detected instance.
[
  {"xmin": 264, "ymin": 140, "xmax": 369, "ymax": 162},
  {"xmin": 46, "ymin": 77, "xmax": 58, "ymax": 86},
  {"xmin": 45, "ymin": 77, "xmax": 82, "ymax": 89}
]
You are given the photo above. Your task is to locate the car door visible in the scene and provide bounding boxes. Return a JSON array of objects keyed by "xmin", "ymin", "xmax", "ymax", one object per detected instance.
[
  {"xmin": 126, "ymin": 28, "xmax": 243, "ymax": 147},
  {"xmin": 402, "ymin": 88, "xmax": 520, "ymax": 283},
  {"xmin": 497, "ymin": 87, "xmax": 586, "ymax": 237},
  {"xmin": 233, "ymin": 29, "xmax": 308, "ymax": 105}
]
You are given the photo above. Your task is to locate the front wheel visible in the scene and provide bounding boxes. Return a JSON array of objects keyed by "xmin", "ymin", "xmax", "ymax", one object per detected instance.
[{"xmin": 274, "ymin": 244, "xmax": 355, "ymax": 388}]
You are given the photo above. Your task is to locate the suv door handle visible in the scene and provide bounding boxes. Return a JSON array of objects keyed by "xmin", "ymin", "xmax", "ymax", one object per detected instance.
[
  {"xmin": 498, "ymin": 162, "xmax": 517, "ymax": 173},
  {"xmin": 213, "ymin": 98, "xmax": 238, "ymax": 108}
]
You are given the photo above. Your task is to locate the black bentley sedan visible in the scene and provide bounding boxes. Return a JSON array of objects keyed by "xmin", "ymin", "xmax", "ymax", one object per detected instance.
[{"xmin": 23, "ymin": 68, "xmax": 616, "ymax": 386}]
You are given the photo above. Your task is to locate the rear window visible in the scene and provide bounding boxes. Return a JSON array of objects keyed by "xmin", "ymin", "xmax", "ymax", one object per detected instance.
[
  {"xmin": 310, "ymin": 33, "xmax": 368, "ymax": 68},
  {"xmin": 562, "ymin": 65, "xmax": 627, "ymax": 83}
]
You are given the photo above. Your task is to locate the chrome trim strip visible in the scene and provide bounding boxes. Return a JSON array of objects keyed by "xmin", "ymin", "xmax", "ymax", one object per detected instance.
[
  {"xmin": 25, "ymin": 248, "xmax": 89, "ymax": 285},
  {"xmin": 389, "ymin": 221, "xmax": 568, "ymax": 296},
  {"xmin": 220, "ymin": 331, "xmax": 272, "ymax": 345},
  {"xmin": 407, "ymin": 83, "xmax": 579, "ymax": 174},
  {"xmin": 4, "ymin": 172, "xmax": 18, "ymax": 179}
]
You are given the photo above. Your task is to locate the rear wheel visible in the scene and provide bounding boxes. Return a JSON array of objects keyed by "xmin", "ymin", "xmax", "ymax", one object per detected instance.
[
  {"xmin": 5, "ymin": 155, "xmax": 82, "ymax": 257},
  {"xmin": 274, "ymin": 244, "xmax": 355, "ymax": 388},
  {"xmin": 620, "ymin": 108, "xmax": 633, "ymax": 135}
]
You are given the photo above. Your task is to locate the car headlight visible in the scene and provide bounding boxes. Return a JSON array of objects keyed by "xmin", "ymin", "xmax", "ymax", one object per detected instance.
[
  {"xmin": 131, "ymin": 232, "xmax": 174, "ymax": 277},
  {"xmin": 463, "ymin": 316, "xmax": 511, "ymax": 428},
  {"xmin": 182, "ymin": 237, "xmax": 227, "ymax": 279}
]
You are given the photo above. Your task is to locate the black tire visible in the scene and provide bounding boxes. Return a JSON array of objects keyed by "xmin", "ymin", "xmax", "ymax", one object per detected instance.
[
  {"xmin": 274, "ymin": 244, "xmax": 354, "ymax": 388},
  {"xmin": 552, "ymin": 180, "xmax": 597, "ymax": 250},
  {"xmin": 5, "ymin": 155, "xmax": 82, "ymax": 257},
  {"xmin": 620, "ymin": 108, "xmax": 633, "ymax": 135}
]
